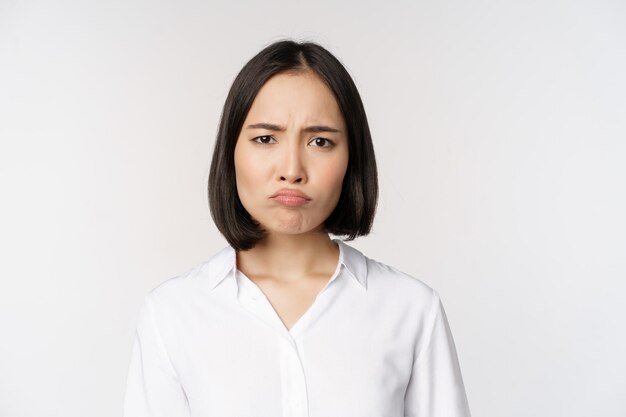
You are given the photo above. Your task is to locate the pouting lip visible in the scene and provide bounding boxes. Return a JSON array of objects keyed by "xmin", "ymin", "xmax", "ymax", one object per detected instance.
[{"xmin": 270, "ymin": 188, "xmax": 312, "ymax": 200}]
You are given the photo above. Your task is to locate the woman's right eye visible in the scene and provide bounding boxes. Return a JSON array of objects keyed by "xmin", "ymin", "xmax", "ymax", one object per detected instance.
[{"xmin": 252, "ymin": 135, "xmax": 276, "ymax": 144}]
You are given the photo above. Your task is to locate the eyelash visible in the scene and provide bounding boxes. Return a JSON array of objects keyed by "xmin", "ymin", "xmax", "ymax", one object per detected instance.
[{"xmin": 252, "ymin": 135, "xmax": 335, "ymax": 148}]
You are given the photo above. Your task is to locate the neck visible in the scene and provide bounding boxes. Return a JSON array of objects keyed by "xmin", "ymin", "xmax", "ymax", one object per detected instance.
[{"xmin": 235, "ymin": 232, "xmax": 339, "ymax": 283}]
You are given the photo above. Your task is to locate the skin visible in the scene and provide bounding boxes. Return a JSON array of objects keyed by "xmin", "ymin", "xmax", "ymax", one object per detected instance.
[{"xmin": 233, "ymin": 69, "xmax": 349, "ymax": 329}]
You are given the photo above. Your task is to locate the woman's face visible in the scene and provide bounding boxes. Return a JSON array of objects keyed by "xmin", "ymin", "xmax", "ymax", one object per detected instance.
[{"xmin": 234, "ymin": 70, "xmax": 349, "ymax": 237}]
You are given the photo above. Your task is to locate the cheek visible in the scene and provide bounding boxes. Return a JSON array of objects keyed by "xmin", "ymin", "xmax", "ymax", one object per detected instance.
[
  {"xmin": 318, "ymin": 158, "xmax": 349, "ymax": 198},
  {"xmin": 234, "ymin": 147, "xmax": 262, "ymax": 188}
]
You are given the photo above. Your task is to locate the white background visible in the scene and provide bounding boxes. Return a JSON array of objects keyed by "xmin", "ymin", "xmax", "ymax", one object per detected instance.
[{"xmin": 1, "ymin": 0, "xmax": 625, "ymax": 416}]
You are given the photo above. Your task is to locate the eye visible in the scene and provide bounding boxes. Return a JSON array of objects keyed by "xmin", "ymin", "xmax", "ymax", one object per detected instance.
[
  {"xmin": 252, "ymin": 135, "xmax": 276, "ymax": 144},
  {"xmin": 310, "ymin": 137, "xmax": 335, "ymax": 148},
  {"xmin": 251, "ymin": 135, "xmax": 335, "ymax": 148}
]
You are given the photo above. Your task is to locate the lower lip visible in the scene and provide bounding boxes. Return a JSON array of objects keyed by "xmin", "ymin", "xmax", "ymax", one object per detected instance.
[{"xmin": 272, "ymin": 195, "xmax": 310, "ymax": 207}]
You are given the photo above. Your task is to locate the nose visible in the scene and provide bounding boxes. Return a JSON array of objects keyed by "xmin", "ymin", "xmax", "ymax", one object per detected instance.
[{"xmin": 277, "ymin": 137, "xmax": 306, "ymax": 183}]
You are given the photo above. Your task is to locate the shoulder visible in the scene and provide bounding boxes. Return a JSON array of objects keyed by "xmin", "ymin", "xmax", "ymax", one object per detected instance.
[
  {"xmin": 366, "ymin": 254, "xmax": 434, "ymax": 293},
  {"xmin": 339, "ymin": 239, "xmax": 435, "ymax": 301},
  {"xmin": 355, "ymin": 251, "xmax": 442, "ymax": 340},
  {"xmin": 150, "ymin": 260, "xmax": 206, "ymax": 293},
  {"xmin": 143, "ymin": 244, "xmax": 232, "ymax": 309},
  {"xmin": 364, "ymin": 254, "xmax": 439, "ymax": 310}
]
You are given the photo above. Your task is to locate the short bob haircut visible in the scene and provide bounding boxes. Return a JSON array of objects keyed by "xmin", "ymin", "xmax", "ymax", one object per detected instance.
[{"xmin": 208, "ymin": 39, "xmax": 378, "ymax": 251}]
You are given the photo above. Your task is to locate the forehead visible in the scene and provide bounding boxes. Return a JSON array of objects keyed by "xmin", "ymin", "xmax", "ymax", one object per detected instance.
[{"xmin": 246, "ymin": 71, "xmax": 345, "ymax": 126}]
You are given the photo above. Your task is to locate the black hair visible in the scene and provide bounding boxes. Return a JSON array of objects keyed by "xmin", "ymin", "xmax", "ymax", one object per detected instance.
[{"xmin": 208, "ymin": 39, "xmax": 378, "ymax": 251}]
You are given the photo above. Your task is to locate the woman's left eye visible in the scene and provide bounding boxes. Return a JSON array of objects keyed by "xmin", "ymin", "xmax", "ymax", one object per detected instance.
[{"xmin": 310, "ymin": 137, "xmax": 335, "ymax": 148}]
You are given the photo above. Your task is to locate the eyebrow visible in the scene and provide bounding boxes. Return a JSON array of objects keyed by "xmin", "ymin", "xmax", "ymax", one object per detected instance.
[{"xmin": 246, "ymin": 122, "xmax": 341, "ymax": 133}]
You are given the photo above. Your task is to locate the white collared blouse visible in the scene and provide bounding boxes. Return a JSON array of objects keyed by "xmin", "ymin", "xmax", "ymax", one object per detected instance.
[{"xmin": 122, "ymin": 238, "xmax": 472, "ymax": 417}]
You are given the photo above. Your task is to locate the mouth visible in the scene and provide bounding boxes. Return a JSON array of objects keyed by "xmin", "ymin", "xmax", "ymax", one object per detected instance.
[{"xmin": 271, "ymin": 195, "xmax": 311, "ymax": 207}]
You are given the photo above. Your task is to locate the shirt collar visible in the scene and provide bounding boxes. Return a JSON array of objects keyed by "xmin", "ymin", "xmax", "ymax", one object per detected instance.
[{"xmin": 203, "ymin": 238, "xmax": 368, "ymax": 292}]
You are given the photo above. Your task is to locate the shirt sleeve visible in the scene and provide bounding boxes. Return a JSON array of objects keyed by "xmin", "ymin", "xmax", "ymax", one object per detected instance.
[
  {"xmin": 403, "ymin": 289, "xmax": 472, "ymax": 417},
  {"xmin": 123, "ymin": 293, "xmax": 190, "ymax": 417}
]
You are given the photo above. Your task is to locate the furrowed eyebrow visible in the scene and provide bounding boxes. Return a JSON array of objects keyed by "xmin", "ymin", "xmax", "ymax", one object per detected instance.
[{"xmin": 246, "ymin": 122, "xmax": 341, "ymax": 133}]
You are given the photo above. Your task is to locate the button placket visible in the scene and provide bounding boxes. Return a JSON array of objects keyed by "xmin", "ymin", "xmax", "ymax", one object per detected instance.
[
  {"xmin": 236, "ymin": 267, "xmax": 354, "ymax": 417},
  {"xmin": 279, "ymin": 334, "xmax": 309, "ymax": 417}
]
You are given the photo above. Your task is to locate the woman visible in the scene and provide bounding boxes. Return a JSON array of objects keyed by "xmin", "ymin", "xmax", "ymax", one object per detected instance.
[{"xmin": 123, "ymin": 39, "xmax": 472, "ymax": 417}]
